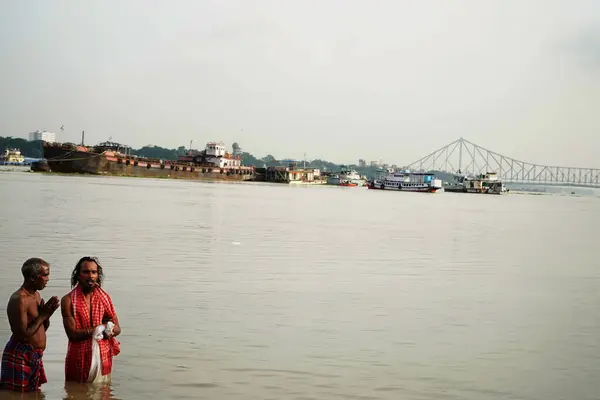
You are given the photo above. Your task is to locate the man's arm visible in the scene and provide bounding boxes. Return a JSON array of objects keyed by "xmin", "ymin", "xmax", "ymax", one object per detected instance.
[
  {"xmin": 39, "ymin": 298, "xmax": 50, "ymax": 331},
  {"xmin": 8, "ymin": 295, "xmax": 47, "ymax": 340},
  {"xmin": 61, "ymin": 296, "xmax": 93, "ymax": 342},
  {"xmin": 102, "ymin": 302, "xmax": 121, "ymax": 338},
  {"xmin": 111, "ymin": 312, "xmax": 121, "ymax": 337}
]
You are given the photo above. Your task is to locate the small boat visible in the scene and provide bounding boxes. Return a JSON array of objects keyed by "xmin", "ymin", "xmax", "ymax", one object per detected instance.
[
  {"xmin": 30, "ymin": 160, "xmax": 50, "ymax": 172},
  {"xmin": 327, "ymin": 165, "xmax": 366, "ymax": 187},
  {"xmin": 339, "ymin": 181, "xmax": 358, "ymax": 187}
]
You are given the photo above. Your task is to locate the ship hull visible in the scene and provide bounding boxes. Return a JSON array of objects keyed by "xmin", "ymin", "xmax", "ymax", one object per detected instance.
[
  {"xmin": 327, "ymin": 176, "xmax": 366, "ymax": 186},
  {"xmin": 368, "ymin": 185, "xmax": 441, "ymax": 193},
  {"xmin": 44, "ymin": 145, "xmax": 254, "ymax": 181},
  {"xmin": 444, "ymin": 186, "xmax": 506, "ymax": 194},
  {"xmin": 288, "ymin": 180, "xmax": 327, "ymax": 185}
]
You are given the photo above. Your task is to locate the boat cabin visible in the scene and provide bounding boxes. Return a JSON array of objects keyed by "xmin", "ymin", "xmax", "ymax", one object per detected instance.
[
  {"xmin": 178, "ymin": 141, "xmax": 242, "ymax": 168},
  {"xmin": 0, "ymin": 149, "xmax": 25, "ymax": 163},
  {"xmin": 386, "ymin": 171, "xmax": 436, "ymax": 184}
]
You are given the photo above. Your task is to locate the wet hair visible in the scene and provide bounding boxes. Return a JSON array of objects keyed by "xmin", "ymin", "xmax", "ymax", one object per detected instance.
[
  {"xmin": 21, "ymin": 258, "xmax": 49, "ymax": 280},
  {"xmin": 71, "ymin": 256, "xmax": 104, "ymax": 288}
]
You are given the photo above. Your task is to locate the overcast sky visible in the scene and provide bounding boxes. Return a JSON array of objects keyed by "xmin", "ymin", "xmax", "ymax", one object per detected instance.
[{"xmin": 1, "ymin": 0, "xmax": 598, "ymax": 166}]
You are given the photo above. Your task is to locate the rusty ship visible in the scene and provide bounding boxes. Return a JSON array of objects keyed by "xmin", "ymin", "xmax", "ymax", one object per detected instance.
[{"xmin": 43, "ymin": 139, "xmax": 255, "ymax": 181}]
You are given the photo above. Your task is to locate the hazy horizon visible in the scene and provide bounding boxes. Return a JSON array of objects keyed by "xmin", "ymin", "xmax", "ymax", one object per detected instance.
[{"xmin": 1, "ymin": 0, "xmax": 599, "ymax": 167}]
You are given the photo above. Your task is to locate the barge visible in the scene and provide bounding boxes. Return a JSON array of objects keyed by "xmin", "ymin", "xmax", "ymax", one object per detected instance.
[{"xmin": 43, "ymin": 140, "xmax": 255, "ymax": 181}]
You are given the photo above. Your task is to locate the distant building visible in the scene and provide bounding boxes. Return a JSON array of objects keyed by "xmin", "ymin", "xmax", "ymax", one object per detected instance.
[
  {"xmin": 358, "ymin": 159, "xmax": 366, "ymax": 167},
  {"xmin": 29, "ymin": 130, "xmax": 56, "ymax": 143}
]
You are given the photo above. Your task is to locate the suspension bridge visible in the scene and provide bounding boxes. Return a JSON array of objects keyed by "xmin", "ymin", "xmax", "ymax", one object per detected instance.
[{"xmin": 405, "ymin": 138, "xmax": 600, "ymax": 188}]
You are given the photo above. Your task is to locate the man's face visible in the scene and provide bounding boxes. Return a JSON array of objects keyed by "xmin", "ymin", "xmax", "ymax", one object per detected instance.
[
  {"xmin": 79, "ymin": 260, "xmax": 99, "ymax": 289},
  {"xmin": 33, "ymin": 265, "xmax": 50, "ymax": 290}
]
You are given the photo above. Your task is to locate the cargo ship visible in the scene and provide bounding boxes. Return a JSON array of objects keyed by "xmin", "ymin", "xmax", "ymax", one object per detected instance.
[
  {"xmin": 368, "ymin": 170, "xmax": 442, "ymax": 193},
  {"xmin": 43, "ymin": 140, "xmax": 255, "ymax": 181}
]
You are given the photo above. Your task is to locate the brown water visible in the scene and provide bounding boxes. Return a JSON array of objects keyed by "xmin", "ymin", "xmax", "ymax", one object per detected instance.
[{"xmin": 1, "ymin": 171, "xmax": 599, "ymax": 400}]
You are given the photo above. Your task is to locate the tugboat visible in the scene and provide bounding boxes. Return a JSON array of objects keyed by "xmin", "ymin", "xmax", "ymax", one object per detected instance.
[
  {"xmin": 327, "ymin": 165, "xmax": 366, "ymax": 187},
  {"xmin": 0, "ymin": 149, "xmax": 25, "ymax": 165},
  {"xmin": 368, "ymin": 170, "xmax": 443, "ymax": 193}
]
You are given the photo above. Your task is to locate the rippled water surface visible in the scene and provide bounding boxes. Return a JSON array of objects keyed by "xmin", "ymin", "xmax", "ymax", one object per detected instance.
[{"xmin": 1, "ymin": 171, "xmax": 599, "ymax": 400}]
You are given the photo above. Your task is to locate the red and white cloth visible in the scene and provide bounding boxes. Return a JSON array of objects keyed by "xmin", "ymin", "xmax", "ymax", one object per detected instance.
[{"xmin": 64, "ymin": 284, "xmax": 120, "ymax": 382}]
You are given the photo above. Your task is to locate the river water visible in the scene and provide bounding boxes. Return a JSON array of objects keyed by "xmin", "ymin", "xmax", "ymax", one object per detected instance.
[{"xmin": 0, "ymin": 171, "xmax": 599, "ymax": 400}]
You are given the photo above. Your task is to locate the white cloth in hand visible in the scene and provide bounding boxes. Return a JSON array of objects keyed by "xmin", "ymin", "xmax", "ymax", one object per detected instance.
[
  {"xmin": 88, "ymin": 322, "xmax": 115, "ymax": 383},
  {"xmin": 92, "ymin": 324, "xmax": 106, "ymax": 341}
]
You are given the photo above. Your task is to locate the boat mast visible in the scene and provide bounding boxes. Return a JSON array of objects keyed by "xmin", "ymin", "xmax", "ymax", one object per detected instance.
[{"xmin": 81, "ymin": 130, "xmax": 85, "ymax": 146}]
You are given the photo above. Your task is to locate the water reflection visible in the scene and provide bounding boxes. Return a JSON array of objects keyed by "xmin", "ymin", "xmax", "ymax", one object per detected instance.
[
  {"xmin": 0, "ymin": 382, "xmax": 115, "ymax": 400},
  {"xmin": 62, "ymin": 382, "xmax": 116, "ymax": 400},
  {"xmin": 0, "ymin": 390, "xmax": 46, "ymax": 400}
]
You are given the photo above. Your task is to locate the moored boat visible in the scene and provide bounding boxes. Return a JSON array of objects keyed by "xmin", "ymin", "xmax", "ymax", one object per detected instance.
[
  {"xmin": 30, "ymin": 159, "xmax": 50, "ymax": 172},
  {"xmin": 327, "ymin": 165, "xmax": 366, "ymax": 187},
  {"xmin": 368, "ymin": 170, "xmax": 442, "ymax": 193},
  {"xmin": 0, "ymin": 149, "xmax": 26, "ymax": 165},
  {"xmin": 444, "ymin": 172, "xmax": 507, "ymax": 194},
  {"xmin": 43, "ymin": 140, "xmax": 255, "ymax": 181}
]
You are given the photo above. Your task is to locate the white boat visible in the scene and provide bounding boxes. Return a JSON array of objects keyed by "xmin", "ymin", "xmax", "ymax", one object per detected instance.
[
  {"xmin": 327, "ymin": 165, "xmax": 367, "ymax": 186},
  {"xmin": 368, "ymin": 170, "xmax": 442, "ymax": 193}
]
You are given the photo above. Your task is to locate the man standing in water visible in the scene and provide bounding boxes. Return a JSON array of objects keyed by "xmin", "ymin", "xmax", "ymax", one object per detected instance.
[
  {"xmin": 0, "ymin": 258, "xmax": 60, "ymax": 392},
  {"xmin": 61, "ymin": 256, "xmax": 121, "ymax": 383}
]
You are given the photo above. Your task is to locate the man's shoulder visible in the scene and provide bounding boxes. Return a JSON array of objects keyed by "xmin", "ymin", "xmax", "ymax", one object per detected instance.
[
  {"xmin": 6, "ymin": 290, "xmax": 20, "ymax": 309},
  {"xmin": 6, "ymin": 289, "xmax": 32, "ymax": 313},
  {"xmin": 61, "ymin": 287, "xmax": 79, "ymax": 304},
  {"xmin": 8, "ymin": 289, "xmax": 28, "ymax": 304},
  {"xmin": 61, "ymin": 289, "xmax": 75, "ymax": 302}
]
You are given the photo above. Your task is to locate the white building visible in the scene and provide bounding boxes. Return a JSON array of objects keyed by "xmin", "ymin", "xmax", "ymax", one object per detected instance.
[{"xmin": 29, "ymin": 130, "xmax": 56, "ymax": 143}]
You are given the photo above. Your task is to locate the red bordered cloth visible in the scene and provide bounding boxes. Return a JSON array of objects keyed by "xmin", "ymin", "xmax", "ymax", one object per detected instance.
[{"xmin": 65, "ymin": 284, "xmax": 120, "ymax": 382}]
